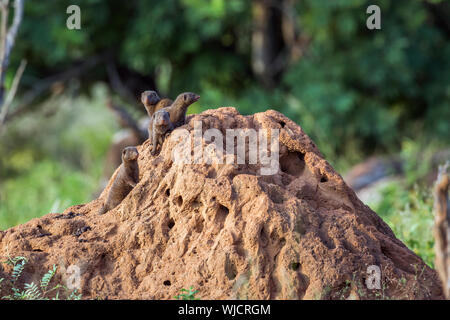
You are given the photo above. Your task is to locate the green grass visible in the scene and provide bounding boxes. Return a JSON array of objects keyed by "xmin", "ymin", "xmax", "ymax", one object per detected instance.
[
  {"xmin": 363, "ymin": 139, "xmax": 448, "ymax": 268},
  {"xmin": 174, "ymin": 286, "xmax": 200, "ymax": 300},
  {"xmin": 0, "ymin": 160, "xmax": 98, "ymax": 229},
  {"xmin": 370, "ymin": 182, "xmax": 435, "ymax": 267},
  {"xmin": 0, "ymin": 84, "xmax": 116, "ymax": 230}
]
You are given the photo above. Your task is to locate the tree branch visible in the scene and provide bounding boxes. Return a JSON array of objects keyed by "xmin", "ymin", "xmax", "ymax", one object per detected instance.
[
  {"xmin": 4, "ymin": 54, "xmax": 103, "ymax": 123},
  {"xmin": 0, "ymin": 58, "xmax": 25, "ymax": 129},
  {"xmin": 0, "ymin": 0, "xmax": 24, "ymax": 117},
  {"xmin": 106, "ymin": 58, "xmax": 137, "ymax": 106}
]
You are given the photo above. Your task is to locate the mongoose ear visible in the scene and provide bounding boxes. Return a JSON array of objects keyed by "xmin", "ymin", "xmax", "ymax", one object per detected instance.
[{"xmin": 141, "ymin": 92, "xmax": 148, "ymax": 104}]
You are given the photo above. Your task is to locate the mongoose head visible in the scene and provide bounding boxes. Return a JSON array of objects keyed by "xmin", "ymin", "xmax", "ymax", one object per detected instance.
[
  {"xmin": 122, "ymin": 146, "xmax": 139, "ymax": 162},
  {"xmin": 179, "ymin": 92, "xmax": 200, "ymax": 106},
  {"xmin": 141, "ymin": 90, "xmax": 161, "ymax": 106},
  {"xmin": 153, "ymin": 109, "xmax": 171, "ymax": 127}
]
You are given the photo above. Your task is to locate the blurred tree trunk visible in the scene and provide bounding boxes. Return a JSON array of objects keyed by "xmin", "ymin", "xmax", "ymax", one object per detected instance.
[
  {"xmin": 251, "ymin": 0, "xmax": 307, "ymax": 88},
  {"xmin": 434, "ymin": 162, "xmax": 450, "ymax": 299},
  {"xmin": 0, "ymin": 0, "xmax": 24, "ymax": 130},
  {"xmin": 425, "ymin": 0, "xmax": 450, "ymax": 40}
]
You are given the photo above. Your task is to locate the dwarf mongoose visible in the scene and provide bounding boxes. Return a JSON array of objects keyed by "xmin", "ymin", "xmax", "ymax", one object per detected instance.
[
  {"xmin": 141, "ymin": 90, "xmax": 173, "ymax": 117},
  {"xmin": 149, "ymin": 109, "xmax": 174, "ymax": 155},
  {"xmin": 98, "ymin": 146, "xmax": 139, "ymax": 215},
  {"xmin": 141, "ymin": 90, "xmax": 160, "ymax": 115},
  {"xmin": 163, "ymin": 92, "xmax": 200, "ymax": 128}
]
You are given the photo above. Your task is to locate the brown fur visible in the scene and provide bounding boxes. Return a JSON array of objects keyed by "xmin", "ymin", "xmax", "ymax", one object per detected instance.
[
  {"xmin": 141, "ymin": 90, "xmax": 160, "ymax": 117},
  {"xmin": 149, "ymin": 109, "xmax": 174, "ymax": 155},
  {"xmin": 141, "ymin": 90, "xmax": 173, "ymax": 117},
  {"xmin": 162, "ymin": 92, "xmax": 200, "ymax": 128},
  {"xmin": 101, "ymin": 133, "xmax": 141, "ymax": 190},
  {"xmin": 98, "ymin": 147, "xmax": 140, "ymax": 215}
]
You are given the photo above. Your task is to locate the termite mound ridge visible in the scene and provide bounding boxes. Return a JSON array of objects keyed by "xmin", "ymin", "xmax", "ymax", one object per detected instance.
[{"xmin": 0, "ymin": 107, "xmax": 443, "ymax": 299}]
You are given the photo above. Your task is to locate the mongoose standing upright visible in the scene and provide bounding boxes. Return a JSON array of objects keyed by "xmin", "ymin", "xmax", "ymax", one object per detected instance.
[
  {"xmin": 98, "ymin": 146, "xmax": 140, "ymax": 215},
  {"xmin": 141, "ymin": 90, "xmax": 173, "ymax": 117},
  {"xmin": 162, "ymin": 92, "xmax": 200, "ymax": 128},
  {"xmin": 149, "ymin": 109, "xmax": 174, "ymax": 155}
]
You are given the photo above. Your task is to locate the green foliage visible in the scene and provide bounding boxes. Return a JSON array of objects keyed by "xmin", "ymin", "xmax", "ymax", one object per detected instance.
[
  {"xmin": 7, "ymin": 256, "xmax": 27, "ymax": 286},
  {"xmin": 0, "ymin": 256, "xmax": 81, "ymax": 300},
  {"xmin": 284, "ymin": 0, "xmax": 450, "ymax": 162},
  {"xmin": 8, "ymin": 0, "xmax": 447, "ymax": 167},
  {"xmin": 174, "ymin": 286, "xmax": 200, "ymax": 300},
  {"xmin": 0, "ymin": 84, "xmax": 115, "ymax": 229},
  {"xmin": 40, "ymin": 264, "xmax": 57, "ymax": 294},
  {"xmin": 372, "ymin": 182, "xmax": 435, "ymax": 267},
  {"xmin": 366, "ymin": 141, "xmax": 441, "ymax": 267}
]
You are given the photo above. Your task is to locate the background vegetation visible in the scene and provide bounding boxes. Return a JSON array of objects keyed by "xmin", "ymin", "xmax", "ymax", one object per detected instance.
[{"xmin": 0, "ymin": 0, "xmax": 449, "ymax": 266}]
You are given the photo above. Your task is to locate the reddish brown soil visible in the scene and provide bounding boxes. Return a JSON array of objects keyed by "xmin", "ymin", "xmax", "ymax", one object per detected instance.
[{"xmin": 0, "ymin": 108, "xmax": 443, "ymax": 299}]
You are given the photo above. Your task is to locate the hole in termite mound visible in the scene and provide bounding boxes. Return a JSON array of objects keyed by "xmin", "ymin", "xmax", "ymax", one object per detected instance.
[
  {"xmin": 267, "ymin": 185, "xmax": 285, "ymax": 204},
  {"xmin": 194, "ymin": 217, "xmax": 204, "ymax": 233},
  {"xmin": 168, "ymin": 218, "xmax": 175, "ymax": 230},
  {"xmin": 290, "ymin": 262, "xmax": 300, "ymax": 271},
  {"xmin": 260, "ymin": 226, "xmax": 269, "ymax": 247},
  {"xmin": 225, "ymin": 256, "xmax": 237, "ymax": 280},
  {"xmin": 163, "ymin": 280, "xmax": 171, "ymax": 286},
  {"xmin": 280, "ymin": 151, "xmax": 305, "ymax": 177},
  {"xmin": 214, "ymin": 204, "xmax": 229, "ymax": 229}
]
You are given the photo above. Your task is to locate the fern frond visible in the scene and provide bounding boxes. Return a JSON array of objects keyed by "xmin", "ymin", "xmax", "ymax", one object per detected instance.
[
  {"xmin": 12, "ymin": 287, "xmax": 27, "ymax": 300},
  {"xmin": 67, "ymin": 289, "xmax": 82, "ymax": 300},
  {"xmin": 40, "ymin": 265, "xmax": 57, "ymax": 292},
  {"xmin": 11, "ymin": 258, "xmax": 27, "ymax": 284},
  {"xmin": 24, "ymin": 282, "xmax": 41, "ymax": 300},
  {"xmin": 6, "ymin": 256, "xmax": 27, "ymax": 266}
]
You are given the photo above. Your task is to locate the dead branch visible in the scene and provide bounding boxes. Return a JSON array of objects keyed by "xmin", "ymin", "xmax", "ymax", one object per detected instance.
[
  {"xmin": 4, "ymin": 54, "xmax": 103, "ymax": 123},
  {"xmin": 0, "ymin": 58, "xmax": 25, "ymax": 127},
  {"xmin": 106, "ymin": 59, "xmax": 137, "ymax": 106},
  {"xmin": 106, "ymin": 98, "xmax": 146, "ymax": 141},
  {"xmin": 0, "ymin": 0, "xmax": 24, "ymax": 127},
  {"xmin": 434, "ymin": 161, "xmax": 450, "ymax": 298}
]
